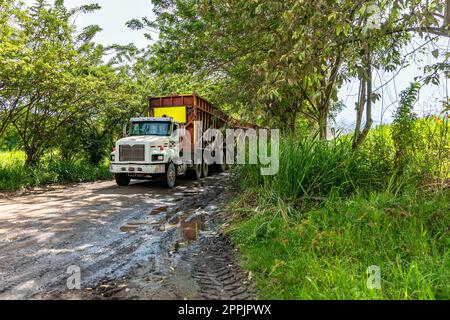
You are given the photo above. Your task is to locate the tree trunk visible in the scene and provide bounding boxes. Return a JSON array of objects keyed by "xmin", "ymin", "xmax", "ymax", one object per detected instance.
[
  {"xmin": 317, "ymin": 49, "xmax": 342, "ymax": 141},
  {"xmin": 319, "ymin": 112, "xmax": 328, "ymax": 140},
  {"xmin": 355, "ymin": 65, "xmax": 374, "ymax": 147},
  {"xmin": 24, "ymin": 146, "xmax": 41, "ymax": 167},
  {"xmin": 445, "ymin": 0, "xmax": 450, "ymax": 27},
  {"xmin": 353, "ymin": 76, "xmax": 366, "ymax": 149},
  {"xmin": 353, "ymin": 44, "xmax": 373, "ymax": 149}
]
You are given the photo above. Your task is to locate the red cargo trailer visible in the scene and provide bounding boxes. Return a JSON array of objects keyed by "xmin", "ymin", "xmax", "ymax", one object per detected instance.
[{"xmin": 148, "ymin": 93, "xmax": 228, "ymax": 149}]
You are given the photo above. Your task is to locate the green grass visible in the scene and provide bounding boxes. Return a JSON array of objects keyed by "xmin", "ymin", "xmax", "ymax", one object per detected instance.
[
  {"xmin": 227, "ymin": 119, "xmax": 450, "ymax": 299},
  {"xmin": 228, "ymin": 189, "xmax": 450, "ymax": 299},
  {"xmin": 0, "ymin": 150, "xmax": 113, "ymax": 191},
  {"xmin": 362, "ymin": 117, "xmax": 450, "ymax": 184},
  {"xmin": 0, "ymin": 150, "xmax": 26, "ymax": 165}
]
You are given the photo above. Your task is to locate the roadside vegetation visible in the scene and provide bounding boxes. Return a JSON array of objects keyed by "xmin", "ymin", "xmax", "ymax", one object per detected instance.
[
  {"xmin": 0, "ymin": 151, "xmax": 111, "ymax": 191},
  {"xmin": 227, "ymin": 114, "xmax": 449, "ymax": 299},
  {"xmin": 0, "ymin": 0, "xmax": 140, "ymax": 190},
  {"xmin": 228, "ymin": 188, "xmax": 449, "ymax": 299}
]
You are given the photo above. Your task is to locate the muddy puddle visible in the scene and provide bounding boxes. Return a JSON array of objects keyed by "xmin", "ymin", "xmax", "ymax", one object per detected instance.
[{"xmin": 179, "ymin": 214, "xmax": 204, "ymax": 241}]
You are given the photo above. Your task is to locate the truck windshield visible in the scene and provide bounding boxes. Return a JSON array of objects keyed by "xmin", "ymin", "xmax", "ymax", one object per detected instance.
[{"xmin": 130, "ymin": 121, "xmax": 171, "ymax": 136}]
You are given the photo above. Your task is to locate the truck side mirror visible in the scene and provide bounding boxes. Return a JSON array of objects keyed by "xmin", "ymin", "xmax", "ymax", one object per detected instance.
[{"xmin": 123, "ymin": 123, "xmax": 128, "ymax": 137}]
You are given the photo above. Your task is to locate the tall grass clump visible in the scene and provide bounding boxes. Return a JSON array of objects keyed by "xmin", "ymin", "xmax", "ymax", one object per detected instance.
[{"xmin": 234, "ymin": 136, "xmax": 391, "ymax": 207}]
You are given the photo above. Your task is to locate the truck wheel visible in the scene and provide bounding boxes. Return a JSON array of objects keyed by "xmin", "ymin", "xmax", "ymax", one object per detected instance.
[
  {"xmin": 162, "ymin": 162, "xmax": 176, "ymax": 188},
  {"xmin": 188, "ymin": 164, "xmax": 202, "ymax": 180},
  {"xmin": 217, "ymin": 162, "xmax": 227, "ymax": 172},
  {"xmin": 217, "ymin": 152, "xmax": 227, "ymax": 172},
  {"xmin": 202, "ymin": 162, "xmax": 209, "ymax": 178},
  {"xmin": 115, "ymin": 173, "xmax": 130, "ymax": 186}
]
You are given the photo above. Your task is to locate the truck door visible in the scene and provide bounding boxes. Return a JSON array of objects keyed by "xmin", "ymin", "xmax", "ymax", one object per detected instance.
[{"xmin": 171, "ymin": 123, "xmax": 181, "ymax": 159}]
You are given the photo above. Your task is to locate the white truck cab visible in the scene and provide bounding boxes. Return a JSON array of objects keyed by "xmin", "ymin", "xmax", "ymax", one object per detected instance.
[{"xmin": 109, "ymin": 117, "xmax": 187, "ymax": 188}]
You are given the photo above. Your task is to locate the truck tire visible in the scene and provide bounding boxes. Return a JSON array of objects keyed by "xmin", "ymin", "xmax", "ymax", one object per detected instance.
[
  {"xmin": 115, "ymin": 173, "xmax": 130, "ymax": 186},
  {"xmin": 217, "ymin": 162, "xmax": 226, "ymax": 172},
  {"xmin": 202, "ymin": 162, "xmax": 209, "ymax": 178},
  {"xmin": 217, "ymin": 152, "xmax": 227, "ymax": 172},
  {"xmin": 162, "ymin": 162, "xmax": 176, "ymax": 188},
  {"xmin": 188, "ymin": 164, "xmax": 202, "ymax": 180}
]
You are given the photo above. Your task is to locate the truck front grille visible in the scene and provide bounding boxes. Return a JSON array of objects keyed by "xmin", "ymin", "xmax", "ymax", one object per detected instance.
[{"xmin": 119, "ymin": 144, "xmax": 145, "ymax": 162}]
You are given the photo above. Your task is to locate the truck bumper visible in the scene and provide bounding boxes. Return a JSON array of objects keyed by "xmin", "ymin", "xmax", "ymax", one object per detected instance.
[{"xmin": 110, "ymin": 163, "xmax": 166, "ymax": 174}]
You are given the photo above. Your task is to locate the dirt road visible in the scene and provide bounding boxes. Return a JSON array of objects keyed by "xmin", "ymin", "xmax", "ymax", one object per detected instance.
[{"xmin": 0, "ymin": 173, "xmax": 254, "ymax": 300}]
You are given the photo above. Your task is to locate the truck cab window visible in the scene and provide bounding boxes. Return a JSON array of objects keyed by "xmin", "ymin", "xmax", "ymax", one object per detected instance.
[{"xmin": 131, "ymin": 122, "xmax": 171, "ymax": 136}]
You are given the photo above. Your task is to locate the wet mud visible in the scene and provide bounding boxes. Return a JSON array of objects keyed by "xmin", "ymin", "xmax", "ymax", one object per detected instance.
[{"xmin": 0, "ymin": 172, "xmax": 254, "ymax": 300}]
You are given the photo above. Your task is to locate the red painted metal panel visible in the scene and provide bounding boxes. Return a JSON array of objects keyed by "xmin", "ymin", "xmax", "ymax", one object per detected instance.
[{"xmin": 148, "ymin": 94, "xmax": 228, "ymax": 148}]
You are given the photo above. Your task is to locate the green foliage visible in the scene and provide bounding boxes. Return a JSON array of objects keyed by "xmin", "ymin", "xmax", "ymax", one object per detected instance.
[
  {"xmin": 140, "ymin": 0, "xmax": 448, "ymax": 138},
  {"xmin": 392, "ymin": 82, "xmax": 421, "ymax": 170},
  {"xmin": 416, "ymin": 115, "xmax": 450, "ymax": 184},
  {"xmin": 229, "ymin": 115, "xmax": 450, "ymax": 299},
  {"xmin": 0, "ymin": 150, "xmax": 112, "ymax": 191},
  {"xmin": 362, "ymin": 116, "xmax": 450, "ymax": 193},
  {"xmin": 0, "ymin": 125, "xmax": 22, "ymax": 151},
  {"xmin": 83, "ymin": 131, "xmax": 109, "ymax": 166},
  {"xmin": 234, "ymin": 136, "xmax": 390, "ymax": 208},
  {"xmin": 228, "ymin": 189, "xmax": 450, "ymax": 299}
]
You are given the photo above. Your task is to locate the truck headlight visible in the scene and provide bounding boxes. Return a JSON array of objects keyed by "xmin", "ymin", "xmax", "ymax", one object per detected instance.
[
  {"xmin": 152, "ymin": 154, "xmax": 164, "ymax": 161},
  {"xmin": 110, "ymin": 154, "xmax": 115, "ymax": 161}
]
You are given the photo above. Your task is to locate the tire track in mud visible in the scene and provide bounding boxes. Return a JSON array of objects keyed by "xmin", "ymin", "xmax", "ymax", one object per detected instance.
[{"xmin": 188, "ymin": 234, "xmax": 255, "ymax": 300}]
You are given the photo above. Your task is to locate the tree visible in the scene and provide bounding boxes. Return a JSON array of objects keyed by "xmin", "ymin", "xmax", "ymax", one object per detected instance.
[
  {"xmin": 135, "ymin": 0, "xmax": 349, "ymax": 136},
  {"xmin": 3, "ymin": 1, "xmax": 100, "ymax": 166},
  {"xmin": 1, "ymin": 0, "xmax": 141, "ymax": 166},
  {"xmin": 0, "ymin": 0, "xmax": 33, "ymax": 137},
  {"xmin": 131, "ymin": 1, "xmax": 384, "ymax": 139}
]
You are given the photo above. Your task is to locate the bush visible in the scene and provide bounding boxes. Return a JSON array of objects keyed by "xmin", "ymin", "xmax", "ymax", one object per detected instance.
[
  {"xmin": 0, "ymin": 126, "xmax": 22, "ymax": 151},
  {"xmin": 363, "ymin": 116, "xmax": 450, "ymax": 190}
]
